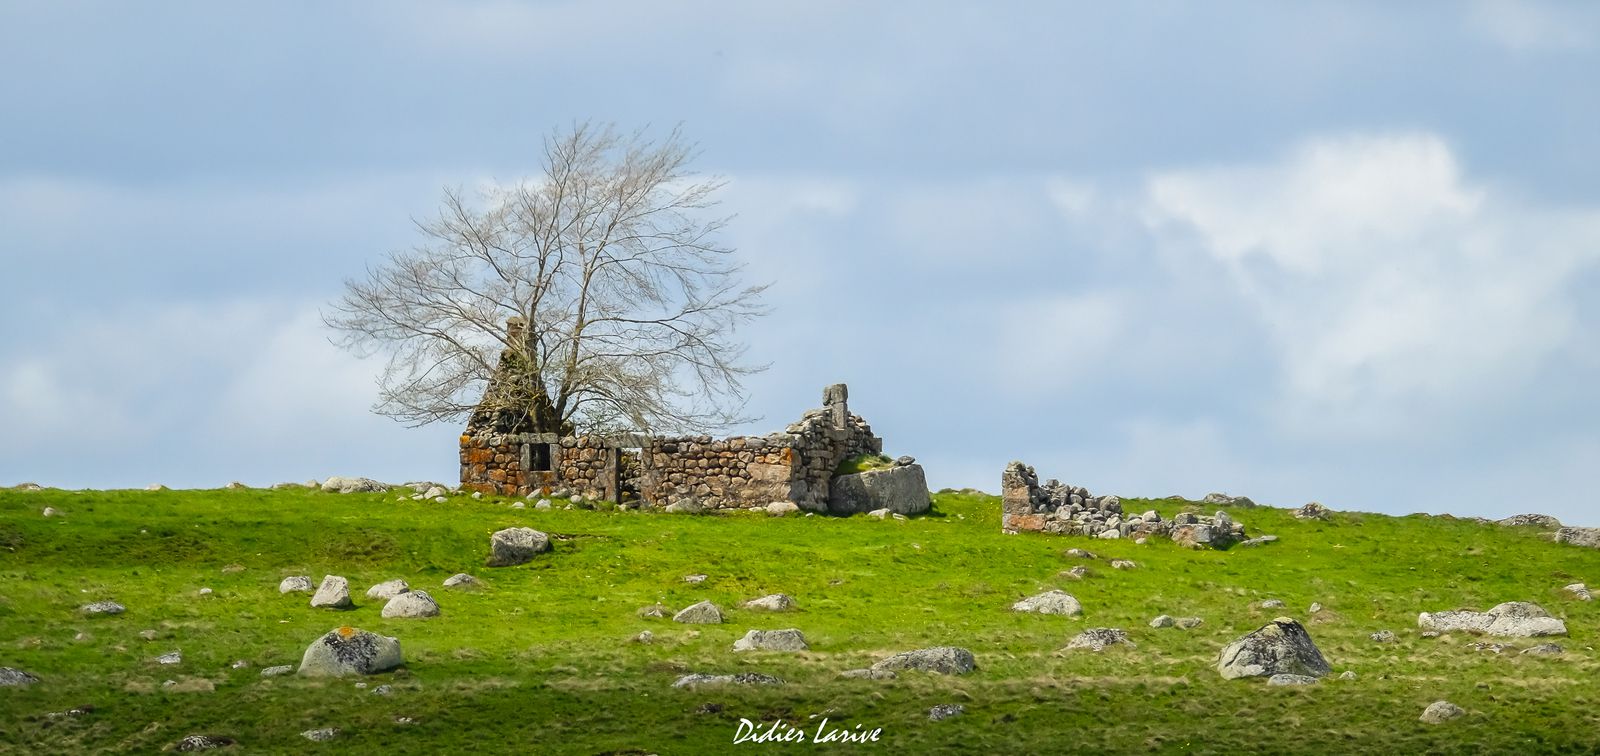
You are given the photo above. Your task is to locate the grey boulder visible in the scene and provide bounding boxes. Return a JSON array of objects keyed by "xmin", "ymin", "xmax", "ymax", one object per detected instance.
[
  {"xmin": 871, "ymin": 646, "xmax": 976, "ymax": 675},
  {"xmin": 1218, "ymin": 618, "xmax": 1331, "ymax": 680},
  {"xmin": 672, "ymin": 672, "xmax": 783, "ymax": 688},
  {"xmin": 319, "ymin": 476, "xmax": 389, "ymax": 494},
  {"xmin": 278, "ymin": 576, "xmax": 314, "ymax": 594},
  {"xmin": 1420, "ymin": 701, "xmax": 1465, "ymax": 724},
  {"xmin": 673, "ymin": 600, "xmax": 724, "ymax": 624},
  {"xmin": 486, "ymin": 527, "xmax": 551, "ymax": 567},
  {"xmin": 310, "ymin": 576, "xmax": 353, "ymax": 609},
  {"xmin": 0, "ymin": 667, "xmax": 40, "ymax": 687},
  {"xmin": 1417, "ymin": 602, "xmax": 1566, "ymax": 637},
  {"xmin": 381, "ymin": 590, "xmax": 441, "ymax": 618},
  {"xmin": 82, "ymin": 600, "xmax": 126, "ymax": 616},
  {"xmin": 442, "ymin": 573, "xmax": 481, "ymax": 588},
  {"xmin": 732, "ymin": 628, "xmax": 809, "ymax": 652},
  {"xmin": 366, "ymin": 579, "xmax": 410, "ymax": 600},
  {"xmin": 297, "ymin": 627, "xmax": 403, "ymax": 677},
  {"xmin": 827, "ymin": 464, "xmax": 931, "ymax": 516},
  {"xmin": 1556, "ymin": 527, "xmax": 1600, "ymax": 549},
  {"xmin": 1011, "ymin": 590, "xmax": 1083, "ymax": 616},
  {"xmin": 1066, "ymin": 628, "xmax": 1135, "ymax": 652},
  {"xmin": 742, "ymin": 594, "xmax": 797, "ymax": 611}
]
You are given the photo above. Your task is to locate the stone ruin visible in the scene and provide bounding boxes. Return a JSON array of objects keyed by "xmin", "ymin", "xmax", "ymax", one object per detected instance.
[
  {"xmin": 1001, "ymin": 461, "xmax": 1246, "ymax": 548},
  {"xmin": 459, "ymin": 325, "xmax": 928, "ymax": 515}
]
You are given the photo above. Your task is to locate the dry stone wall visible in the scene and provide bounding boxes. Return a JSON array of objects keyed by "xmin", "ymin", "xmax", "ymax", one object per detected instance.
[
  {"xmin": 461, "ymin": 384, "xmax": 886, "ymax": 511},
  {"xmin": 1001, "ymin": 461, "xmax": 1246, "ymax": 548}
]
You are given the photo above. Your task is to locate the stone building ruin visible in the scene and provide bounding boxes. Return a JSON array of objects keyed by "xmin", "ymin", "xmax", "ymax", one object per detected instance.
[
  {"xmin": 1001, "ymin": 461, "xmax": 1247, "ymax": 548},
  {"xmin": 459, "ymin": 325, "xmax": 929, "ymax": 515}
]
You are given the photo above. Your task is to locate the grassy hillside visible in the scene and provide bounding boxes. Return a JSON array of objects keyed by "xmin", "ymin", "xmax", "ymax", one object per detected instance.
[{"xmin": 1, "ymin": 486, "xmax": 1597, "ymax": 754}]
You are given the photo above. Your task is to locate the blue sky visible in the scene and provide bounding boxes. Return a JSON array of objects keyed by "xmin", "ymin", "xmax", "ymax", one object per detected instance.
[{"xmin": 4, "ymin": 2, "xmax": 1600, "ymax": 524}]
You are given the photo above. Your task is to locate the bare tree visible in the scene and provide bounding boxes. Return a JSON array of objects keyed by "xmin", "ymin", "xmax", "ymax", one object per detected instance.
[{"xmin": 324, "ymin": 123, "xmax": 768, "ymax": 436}]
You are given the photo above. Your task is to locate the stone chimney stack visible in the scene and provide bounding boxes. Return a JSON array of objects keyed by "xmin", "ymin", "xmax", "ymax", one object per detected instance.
[{"xmin": 823, "ymin": 383, "xmax": 848, "ymax": 429}]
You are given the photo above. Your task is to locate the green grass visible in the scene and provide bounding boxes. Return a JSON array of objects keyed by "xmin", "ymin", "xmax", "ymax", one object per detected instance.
[
  {"xmin": 2, "ymin": 487, "xmax": 1598, "ymax": 754},
  {"xmin": 834, "ymin": 454, "xmax": 894, "ymax": 476}
]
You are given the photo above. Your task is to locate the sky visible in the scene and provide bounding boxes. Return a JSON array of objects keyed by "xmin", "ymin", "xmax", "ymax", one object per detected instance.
[{"xmin": 3, "ymin": 1, "xmax": 1600, "ymax": 525}]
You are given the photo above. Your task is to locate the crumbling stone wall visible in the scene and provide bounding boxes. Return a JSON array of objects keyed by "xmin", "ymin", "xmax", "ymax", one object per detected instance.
[
  {"xmin": 1002, "ymin": 461, "xmax": 1246, "ymax": 548},
  {"xmin": 461, "ymin": 383, "xmax": 885, "ymax": 511}
]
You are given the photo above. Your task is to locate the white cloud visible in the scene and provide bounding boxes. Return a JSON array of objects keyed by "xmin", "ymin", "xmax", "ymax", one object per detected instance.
[
  {"xmin": 1144, "ymin": 133, "xmax": 1600, "ymax": 438},
  {"xmin": 1468, "ymin": 0, "xmax": 1594, "ymax": 52}
]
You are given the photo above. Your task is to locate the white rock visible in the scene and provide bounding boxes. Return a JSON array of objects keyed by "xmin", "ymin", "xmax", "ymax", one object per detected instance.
[
  {"xmin": 41, "ymin": 507, "xmax": 60, "ymax": 517},
  {"xmin": 310, "ymin": 576, "xmax": 352, "ymax": 609},
  {"xmin": 1420, "ymin": 701, "xmax": 1465, "ymax": 724},
  {"xmin": 381, "ymin": 590, "xmax": 441, "ymax": 619},
  {"xmin": 742, "ymin": 594, "xmax": 797, "ymax": 611},
  {"xmin": 297, "ymin": 627, "xmax": 402, "ymax": 677},
  {"xmin": 365, "ymin": 579, "xmax": 410, "ymax": 600},
  {"xmin": 766, "ymin": 501, "xmax": 800, "ymax": 517},
  {"xmin": 672, "ymin": 600, "xmax": 724, "ymax": 624},
  {"xmin": 486, "ymin": 527, "xmax": 551, "ymax": 567},
  {"xmin": 279, "ymin": 576, "xmax": 314, "ymax": 594},
  {"xmin": 1011, "ymin": 590, "xmax": 1083, "ymax": 616},
  {"xmin": 442, "ymin": 573, "xmax": 480, "ymax": 588},
  {"xmin": 732, "ymin": 628, "xmax": 809, "ymax": 652}
]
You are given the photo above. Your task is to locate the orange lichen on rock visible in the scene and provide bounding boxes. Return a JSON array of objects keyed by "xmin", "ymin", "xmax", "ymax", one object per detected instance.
[{"xmin": 337, "ymin": 626, "xmax": 355, "ymax": 638}]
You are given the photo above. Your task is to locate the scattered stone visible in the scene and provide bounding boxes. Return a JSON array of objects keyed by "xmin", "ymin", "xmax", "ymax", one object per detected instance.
[
  {"xmin": 146, "ymin": 484, "xmax": 168, "ymax": 491},
  {"xmin": 433, "ymin": 496, "xmax": 447, "ymax": 503},
  {"xmin": 1267, "ymin": 673, "xmax": 1319, "ymax": 686},
  {"xmin": 1564, "ymin": 583, "xmax": 1592, "ymax": 601},
  {"xmin": 139, "ymin": 629, "xmax": 159, "ymax": 641},
  {"xmin": 1418, "ymin": 602, "xmax": 1567, "ymax": 637},
  {"xmin": 1370, "ymin": 630, "xmax": 1397, "ymax": 643},
  {"xmin": 260, "ymin": 665, "xmax": 294, "ymax": 677},
  {"xmin": 871, "ymin": 647, "xmax": 977, "ymax": 675},
  {"xmin": 366, "ymin": 579, "xmax": 410, "ymax": 600},
  {"xmin": 1066, "ymin": 628, "xmax": 1134, "ymax": 652},
  {"xmin": 683, "ymin": 574, "xmax": 708, "ymax": 584},
  {"xmin": 470, "ymin": 491, "xmax": 483, "ymax": 500},
  {"xmin": 220, "ymin": 564, "xmax": 245, "ymax": 574},
  {"xmin": 302, "ymin": 728, "xmax": 340, "ymax": 742},
  {"xmin": 742, "ymin": 594, "xmax": 797, "ymax": 611},
  {"xmin": 81, "ymin": 601, "xmax": 125, "ymax": 616},
  {"xmin": 732, "ymin": 628, "xmax": 809, "ymax": 652},
  {"xmin": 673, "ymin": 601, "xmax": 724, "ymax": 624},
  {"xmin": 197, "ymin": 588, "xmax": 213, "ymax": 596},
  {"xmin": 866, "ymin": 508, "xmax": 892, "ymax": 520},
  {"xmin": 167, "ymin": 677, "xmax": 215, "ymax": 693},
  {"xmin": 1176, "ymin": 617, "xmax": 1205, "ymax": 630},
  {"xmin": 637, "ymin": 603, "xmax": 669, "ymax": 619},
  {"xmin": 1011, "ymin": 590, "xmax": 1083, "ymax": 616},
  {"xmin": 1339, "ymin": 670, "xmax": 1357, "ymax": 680},
  {"xmin": 310, "ymin": 576, "xmax": 353, "ymax": 609},
  {"xmin": 1217, "ymin": 618, "xmax": 1331, "ymax": 680},
  {"xmin": 1110, "ymin": 560, "xmax": 1137, "ymax": 570},
  {"xmin": 1498, "ymin": 513, "xmax": 1562, "ymax": 529},
  {"xmin": 1237, "ymin": 535, "xmax": 1279, "ymax": 547},
  {"xmin": 1522, "ymin": 643, "xmax": 1564, "ymax": 656},
  {"xmin": 1259, "ymin": 599, "xmax": 1284, "ymax": 609},
  {"xmin": 381, "ymin": 590, "xmax": 441, "ymax": 619},
  {"xmin": 1308, "ymin": 602, "xmax": 1323, "ymax": 614},
  {"xmin": 1555, "ymin": 527, "xmax": 1600, "ymax": 549},
  {"xmin": 928, "ymin": 703, "xmax": 965, "ymax": 721},
  {"xmin": 1295, "ymin": 502, "xmax": 1330, "ymax": 520},
  {"xmin": 156, "ymin": 651, "xmax": 182, "ymax": 665},
  {"xmin": 766, "ymin": 501, "xmax": 800, "ymax": 517},
  {"xmin": 320, "ymin": 476, "xmax": 389, "ymax": 494},
  {"xmin": 0, "ymin": 667, "xmax": 40, "ymax": 687},
  {"xmin": 173, "ymin": 735, "xmax": 236, "ymax": 751},
  {"xmin": 534, "ymin": 499, "xmax": 552, "ymax": 510},
  {"xmin": 633, "ymin": 630, "xmax": 654, "ymax": 644},
  {"xmin": 442, "ymin": 573, "xmax": 480, "ymax": 588},
  {"xmin": 1203, "ymin": 493, "xmax": 1257, "ymax": 508},
  {"xmin": 486, "ymin": 527, "xmax": 551, "ymax": 567},
  {"xmin": 510, "ymin": 502, "xmax": 525, "ymax": 509},
  {"xmin": 1064, "ymin": 548, "xmax": 1096, "ymax": 559},
  {"xmin": 1064, "ymin": 566, "xmax": 1090, "ymax": 580},
  {"xmin": 297, "ymin": 627, "xmax": 403, "ymax": 677},
  {"xmin": 672, "ymin": 672, "xmax": 783, "ymax": 688},
  {"xmin": 840, "ymin": 668, "xmax": 897, "ymax": 680},
  {"xmin": 224, "ymin": 481, "xmax": 247, "ymax": 490},
  {"xmin": 1419, "ymin": 701, "xmax": 1465, "ymax": 724},
  {"xmin": 13, "ymin": 482, "xmax": 43, "ymax": 491},
  {"xmin": 372, "ymin": 684, "xmax": 393, "ymax": 696},
  {"xmin": 41, "ymin": 506, "xmax": 60, "ymax": 517},
  {"xmin": 229, "ymin": 660, "xmax": 249, "ymax": 669}
]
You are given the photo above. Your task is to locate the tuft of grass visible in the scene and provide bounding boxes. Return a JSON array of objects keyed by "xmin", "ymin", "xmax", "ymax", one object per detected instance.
[
  {"xmin": 834, "ymin": 453, "xmax": 895, "ymax": 476},
  {"xmin": 0, "ymin": 486, "xmax": 1597, "ymax": 753}
]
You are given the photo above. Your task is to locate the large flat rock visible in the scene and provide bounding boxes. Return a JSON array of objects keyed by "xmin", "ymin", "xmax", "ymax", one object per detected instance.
[{"xmin": 827, "ymin": 464, "xmax": 931, "ymax": 516}]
